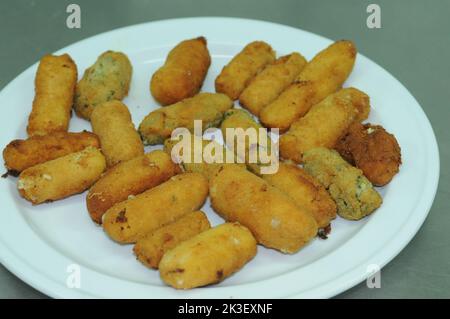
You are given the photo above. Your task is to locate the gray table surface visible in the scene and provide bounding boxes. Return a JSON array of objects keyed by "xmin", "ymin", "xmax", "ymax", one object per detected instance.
[{"xmin": 0, "ymin": 0, "xmax": 449, "ymax": 299}]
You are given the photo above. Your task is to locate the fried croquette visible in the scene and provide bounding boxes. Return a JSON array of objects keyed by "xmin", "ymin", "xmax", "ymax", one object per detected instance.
[
  {"xmin": 215, "ymin": 41, "xmax": 276, "ymax": 100},
  {"xmin": 151, "ymin": 37, "xmax": 211, "ymax": 105},
  {"xmin": 303, "ymin": 147, "xmax": 382, "ymax": 220},
  {"xmin": 87, "ymin": 150, "xmax": 180, "ymax": 224},
  {"xmin": 220, "ymin": 109, "xmax": 276, "ymax": 174},
  {"xmin": 260, "ymin": 40, "xmax": 356, "ymax": 131},
  {"xmin": 103, "ymin": 173, "xmax": 208, "ymax": 244},
  {"xmin": 90, "ymin": 100, "xmax": 144, "ymax": 167},
  {"xmin": 335, "ymin": 122, "xmax": 401, "ymax": 186},
  {"xmin": 27, "ymin": 54, "xmax": 78, "ymax": 136},
  {"xmin": 221, "ymin": 108, "xmax": 264, "ymax": 159},
  {"xmin": 3, "ymin": 131, "xmax": 99, "ymax": 175},
  {"xmin": 279, "ymin": 87, "xmax": 370, "ymax": 163},
  {"xmin": 239, "ymin": 52, "xmax": 307, "ymax": 116},
  {"xmin": 164, "ymin": 133, "xmax": 245, "ymax": 179},
  {"xmin": 209, "ymin": 165, "xmax": 318, "ymax": 253},
  {"xmin": 159, "ymin": 222, "xmax": 257, "ymax": 289},
  {"xmin": 261, "ymin": 162, "xmax": 337, "ymax": 228},
  {"xmin": 138, "ymin": 93, "xmax": 233, "ymax": 145},
  {"xmin": 74, "ymin": 51, "xmax": 132, "ymax": 120},
  {"xmin": 18, "ymin": 147, "xmax": 106, "ymax": 204},
  {"xmin": 134, "ymin": 211, "xmax": 211, "ymax": 269}
]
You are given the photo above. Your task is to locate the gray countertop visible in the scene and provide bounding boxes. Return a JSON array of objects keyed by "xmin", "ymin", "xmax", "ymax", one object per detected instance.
[{"xmin": 0, "ymin": 0, "xmax": 449, "ymax": 299}]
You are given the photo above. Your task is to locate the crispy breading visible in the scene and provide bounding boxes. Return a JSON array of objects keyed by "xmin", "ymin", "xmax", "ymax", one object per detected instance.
[
  {"xmin": 220, "ymin": 109, "xmax": 276, "ymax": 175},
  {"xmin": 279, "ymin": 87, "xmax": 370, "ymax": 163},
  {"xmin": 151, "ymin": 37, "xmax": 211, "ymax": 105},
  {"xmin": 74, "ymin": 51, "xmax": 132, "ymax": 120},
  {"xmin": 87, "ymin": 150, "xmax": 180, "ymax": 224},
  {"xmin": 164, "ymin": 133, "xmax": 244, "ymax": 179},
  {"xmin": 103, "ymin": 173, "xmax": 208, "ymax": 244},
  {"xmin": 90, "ymin": 100, "xmax": 143, "ymax": 167},
  {"xmin": 260, "ymin": 40, "xmax": 356, "ymax": 131},
  {"xmin": 215, "ymin": 41, "xmax": 275, "ymax": 100},
  {"xmin": 139, "ymin": 93, "xmax": 233, "ymax": 145},
  {"xmin": 159, "ymin": 222, "xmax": 257, "ymax": 289},
  {"xmin": 18, "ymin": 147, "xmax": 106, "ymax": 204},
  {"xmin": 261, "ymin": 162, "xmax": 337, "ymax": 228},
  {"xmin": 209, "ymin": 165, "xmax": 318, "ymax": 253},
  {"xmin": 335, "ymin": 122, "xmax": 401, "ymax": 186},
  {"xmin": 303, "ymin": 147, "xmax": 382, "ymax": 220},
  {"xmin": 239, "ymin": 52, "xmax": 307, "ymax": 116},
  {"xmin": 134, "ymin": 211, "xmax": 210, "ymax": 269},
  {"xmin": 3, "ymin": 131, "xmax": 99, "ymax": 175},
  {"xmin": 27, "ymin": 54, "xmax": 78, "ymax": 136}
]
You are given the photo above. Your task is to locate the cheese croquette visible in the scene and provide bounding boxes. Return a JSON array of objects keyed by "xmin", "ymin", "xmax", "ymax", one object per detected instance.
[
  {"xmin": 27, "ymin": 54, "xmax": 77, "ymax": 136},
  {"xmin": 215, "ymin": 41, "xmax": 275, "ymax": 100},
  {"xmin": 239, "ymin": 52, "xmax": 307, "ymax": 116},
  {"xmin": 87, "ymin": 150, "xmax": 180, "ymax": 224},
  {"xmin": 138, "ymin": 93, "xmax": 233, "ymax": 145},
  {"xmin": 261, "ymin": 162, "xmax": 337, "ymax": 229},
  {"xmin": 90, "ymin": 100, "xmax": 144, "ymax": 167},
  {"xmin": 3, "ymin": 131, "xmax": 99, "ymax": 175},
  {"xmin": 103, "ymin": 173, "xmax": 208, "ymax": 244},
  {"xmin": 134, "ymin": 211, "xmax": 210, "ymax": 269},
  {"xmin": 303, "ymin": 147, "xmax": 382, "ymax": 220},
  {"xmin": 260, "ymin": 40, "xmax": 357, "ymax": 131},
  {"xmin": 164, "ymin": 133, "xmax": 245, "ymax": 179},
  {"xmin": 151, "ymin": 37, "xmax": 211, "ymax": 105},
  {"xmin": 159, "ymin": 222, "xmax": 257, "ymax": 289},
  {"xmin": 18, "ymin": 147, "xmax": 106, "ymax": 204},
  {"xmin": 334, "ymin": 122, "xmax": 402, "ymax": 186},
  {"xmin": 279, "ymin": 88, "xmax": 370, "ymax": 163},
  {"xmin": 74, "ymin": 51, "xmax": 132, "ymax": 120},
  {"xmin": 209, "ymin": 165, "xmax": 318, "ymax": 253}
]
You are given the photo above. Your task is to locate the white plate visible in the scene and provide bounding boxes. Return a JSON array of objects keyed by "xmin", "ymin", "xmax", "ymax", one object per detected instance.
[{"xmin": 0, "ymin": 17, "xmax": 439, "ymax": 299}]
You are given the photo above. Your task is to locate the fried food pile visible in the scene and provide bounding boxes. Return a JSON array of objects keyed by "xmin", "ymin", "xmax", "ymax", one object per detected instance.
[{"xmin": 2, "ymin": 36, "xmax": 401, "ymax": 290}]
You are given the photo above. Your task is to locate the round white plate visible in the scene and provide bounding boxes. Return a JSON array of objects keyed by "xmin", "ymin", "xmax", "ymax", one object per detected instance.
[{"xmin": 0, "ymin": 17, "xmax": 439, "ymax": 299}]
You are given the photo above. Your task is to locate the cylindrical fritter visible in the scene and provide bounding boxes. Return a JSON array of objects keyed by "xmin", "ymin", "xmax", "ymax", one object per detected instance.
[
  {"xmin": 87, "ymin": 150, "xmax": 180, "ymax": 224},
  {"xmin": 215, "ymin": 41, "xmax": 275, "ymax": 100},
  {"xmin": 164, "ymin": 133, "xmax": 245, "ymax": 179},
  {"xmin": 279, "ymin": 87, "xmax": 370, "ymax": 163},
  {"xmin": 303, "ymin": 147, "xmax": 382, "ymax": 220},
  {"xmin": 221, "ymin": 109, "xmax": 264, "ymax": 157},
  {"xmin": 159, "ymin": 222, "xmax": 257, "ymax": 289},
  {"xmin": 3, "ymin": 131, "xmax": 99, "ymax": 175},
  {"xmin": 91, "ymin": 100, "xmax": 144, "ymax": 167},
  {"xmin": 138, "ymin": 93, "xmax": 233, "ymax": 145},
  {"xmin": 261, "ymin": 162, "xmax": 336, "ymax": 228},
  {"xmin": 18, "ymin": 147, "xmax": 106, "ymax": 204},
  {"xmin": 74, "ymin": 51, "xmax": 132, "ymax": 120},
  {"xmin": 151, "ymin": 37, "xmax": 211, "ymax": 105},
  {"xmin": 209, "ymin": 165, "xmax": 318, "ymax": 253},
  {"xmin": 134, "ymin": 210, "xmax": 211, "ymax": 269},
  {"xmin": 239, "ymin": 53, "xmax": 307, "ymax": 116},
  {"xmin": 103, "ymin": 173, "xmax": 209, "ymax": 243},
  {"xmin": 27, "ymin": 54, "xmax": 78, "ymax": 136},
  {"xmin": 260, "ymin": 40, "xmax": 357, "ymax": 131},
  {"xmin": 220, "ymin": 109, "xmax": 275, "ymax": 175}
]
